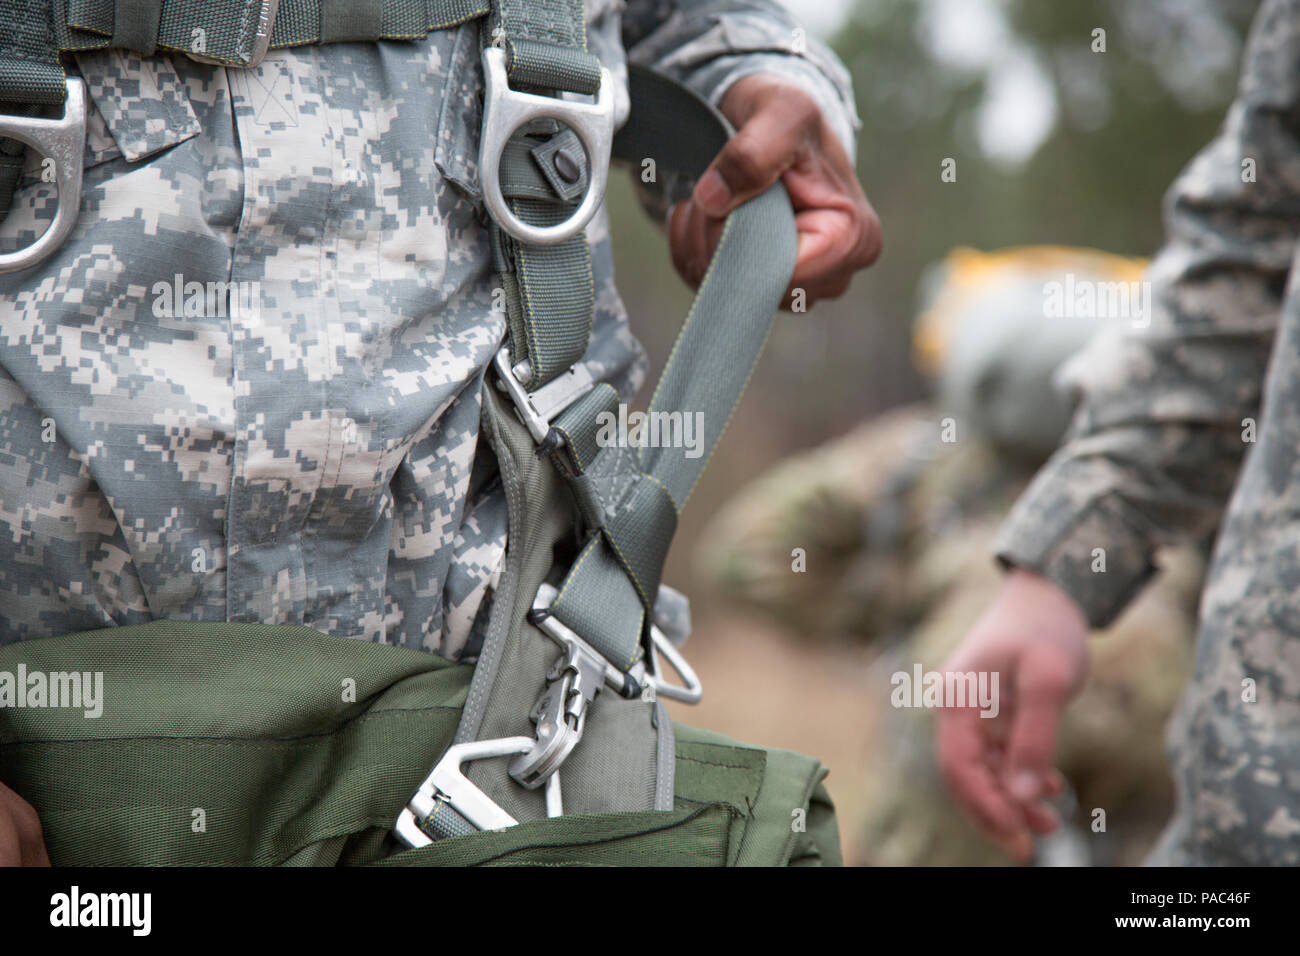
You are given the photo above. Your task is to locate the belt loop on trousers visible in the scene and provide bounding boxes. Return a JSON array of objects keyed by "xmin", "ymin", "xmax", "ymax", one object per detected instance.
[{"xmin": 319, "ymin": 0, "xmax": 384, "ymax": 44}]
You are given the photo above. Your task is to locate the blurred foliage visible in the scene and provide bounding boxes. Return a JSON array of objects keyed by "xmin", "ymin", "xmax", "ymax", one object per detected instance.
[
  {"xmin": 607, "ymin": 0, "xmax": 1259, "ymax": 578},
  {"xmin": 850, "ymin": 0, "xmax": 1257, "ymax": 253}
]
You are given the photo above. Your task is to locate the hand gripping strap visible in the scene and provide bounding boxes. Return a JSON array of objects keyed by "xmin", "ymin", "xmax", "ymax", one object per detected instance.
[{"xmin": 548, "ymin": 65, "xmax": 798, "ymax": 670}]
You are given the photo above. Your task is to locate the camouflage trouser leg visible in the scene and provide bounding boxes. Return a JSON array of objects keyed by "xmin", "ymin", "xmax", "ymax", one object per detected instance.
[
  {"xmin": 1148, "ymin": 550, "xmax": 1300, "ymax": 866},
  {"xmin": 0, "ymin": 23, "xmax": 661, "ymax": 653}
]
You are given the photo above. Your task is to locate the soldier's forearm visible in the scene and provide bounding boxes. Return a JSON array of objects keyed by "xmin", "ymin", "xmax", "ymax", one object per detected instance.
[
  {"xmin": 993, "ymin": 0, "xmax": 1300, "ymax": 630},
  {"xmin": 620, "ymin": 0, "xmax": 861, "ymax": 159}
]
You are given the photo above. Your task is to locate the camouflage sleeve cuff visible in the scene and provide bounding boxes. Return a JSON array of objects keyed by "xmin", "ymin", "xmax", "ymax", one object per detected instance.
[
  {"xmin": 993, "ymin": 478, "xmax": 1161, "ymax": 631},
  {"xmin": 685, "ymin": 51, "xmax": 862, "ymax": 161}
]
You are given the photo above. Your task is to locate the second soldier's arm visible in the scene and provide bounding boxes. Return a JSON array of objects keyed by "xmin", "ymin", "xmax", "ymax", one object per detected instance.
[
  {"xmin": 993, "ymin": 0, "xmax": 1300, "ymax": 627},
  {"xmin": 937, "ymin": 0, "xmax": 1300, "ymax": 860}
]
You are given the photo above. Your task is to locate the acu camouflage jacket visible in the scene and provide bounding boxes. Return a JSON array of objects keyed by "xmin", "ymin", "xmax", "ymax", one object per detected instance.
[{"xmin": 996, "ymin": 0, "xmax": 1300, "ymax": 863}]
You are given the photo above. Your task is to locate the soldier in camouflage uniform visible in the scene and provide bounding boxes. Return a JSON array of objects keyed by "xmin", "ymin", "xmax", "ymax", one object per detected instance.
[
  {"xmin": 939, "ymin": 0, "xmax": 1300, "ymax": 865},
  {"xmin": 0, "ymin": 1, "xmax": 880, "ymax": 866}
]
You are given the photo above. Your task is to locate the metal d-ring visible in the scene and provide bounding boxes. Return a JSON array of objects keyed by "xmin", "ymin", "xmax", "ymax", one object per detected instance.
[
  {"xmin": 0, "ymin": 79, "xmax": 87, "ymax": 275},
  {"xmin": 478, "ymin": 46, "xmax": 614, "ymax": 247}
]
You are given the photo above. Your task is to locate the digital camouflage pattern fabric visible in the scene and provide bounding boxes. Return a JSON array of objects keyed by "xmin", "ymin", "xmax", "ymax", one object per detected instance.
[
  {"xmin": 995, "ymin": 0, "xmax": 1300, "ymax": 864},
  {"xmin": 0, "ymin": 2, "xmax": 858, "ymax": 660}
]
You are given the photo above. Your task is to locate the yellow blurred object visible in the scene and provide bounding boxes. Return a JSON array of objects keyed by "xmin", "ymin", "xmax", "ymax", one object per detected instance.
[{"xmin": 913, "ymin": 245, "xmax": 1150, "ymax": 376}]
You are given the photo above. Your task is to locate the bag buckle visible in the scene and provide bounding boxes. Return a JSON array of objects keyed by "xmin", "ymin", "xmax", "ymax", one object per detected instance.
[
  {"xmin": 512, "ymin": 581, "xmax": 705, "ymax": 788},
  {"xmin": 394, "ymin": 736, "xmax": 563, "ymax": 848},
  {"xmin": 0, "ymin": 79, "xmax": 86, "ymax": 275},
  {"xmin": 479, "ymin": 46, "xmax": 614, "ymax": 246},
  {"xmin": 510, "ymin": 631, "xmax": 607, "ymax": 788}
]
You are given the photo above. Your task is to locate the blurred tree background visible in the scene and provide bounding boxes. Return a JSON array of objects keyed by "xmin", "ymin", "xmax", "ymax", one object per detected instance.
[{"xmin": 607, "ymin": 0, "xmax": 1260, "ymax": 583}]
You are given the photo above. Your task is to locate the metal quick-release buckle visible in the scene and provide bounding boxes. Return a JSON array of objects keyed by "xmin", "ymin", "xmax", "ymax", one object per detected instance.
[
  {"xmin": 0, "ymin": 79, "xmax": 86, "ymax": 275},
  {"xmin": 510, "ymin": 583, "xmax": 704, "ymax": 788},
  {"xmin": 511, "ymin": 585, "xmax": 633, "ymax": 788},
  {"xmin": 187, "ymin": 0, "xmax": 280, "ymax": 68},
  {"xmin": 394, "ymin": 736, "xmax": 563, "ymax": 849},
  {"xmin": 479, "ymin": 46, "xmax": 615, "ymax": 246},
  {"xmin": 645, "ymin": 618, "xmax": 704, "ymax": 706}
]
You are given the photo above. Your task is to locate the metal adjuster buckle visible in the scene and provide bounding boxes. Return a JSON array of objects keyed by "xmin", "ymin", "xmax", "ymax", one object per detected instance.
[
  {"xmin": 479, "ymin": 46, "xmax": 615, "ymax": 246},
  {"xmin": 394, "ymin": 736, "xmax": 563, "ymax": 849},
  {"xmin": 510, "ymin": 584, "xmax": 636, "ymax": 788},
  {"xmin": 492, "ymin": 346, "xmax": 594, "ymax": 445},
  {"xmin": 0, "ymin": 79, "xmax": 86, "ymax": 275},
  {"xmin": 510, "ymin": 582, "xmax": 705, "ymax": 787},
  {"xmin": 645, "ymin": 622, "xmax": 704, "ymax": 705},
  {"xmin": 187, "ymin": 0, "xmax": 280, "ymax": 68}
]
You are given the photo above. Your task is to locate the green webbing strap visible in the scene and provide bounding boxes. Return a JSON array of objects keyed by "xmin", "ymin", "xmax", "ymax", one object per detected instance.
[
  {"xmin": 551, "ymin": 382, "xmax": 618, "ymax": 477},
  {"xmin": 485, "ymin": 1, "xmax": 599, "ymax": 389},
  {"xmin": 499, "ymin": 124, "xmax": 588, "ymax": 201},
  {"xmin": 0, "ymin": 621, "xmax": 839, "ymax": 865},
  {"xmin": 111, "ymin": 0, "xmax": 164, "ymax": 55},
  {"xmin": 319, "ymin": 0, "xmax": 384, "ymax": 44},
  {"xmin": 489, "ymin": 0, "xmax": 597, "ymax": 94},
  {"xmin": 547, "ymin": 65, "xmax": 798, "ymax": 670},
  {"xmin": 496, "ymin": 191, "xmax": 594, "ymax": 387},
  {"xmin": 0, "ymin": 0, "xmax": 66, "ymax": 108},
  {"xmin": 0, "ymin": 0, "xmax": 66, "ymax": 224},
  {"xmin": 505, "ymin": 37, "xmax": 598, "ymax": 95},
  {"xmin": 0, "ymin": 0, "xmax": 493, "ymax": 83},
  {"xmin": 61, "ymin": 0, "xmax": 491, "ymax": 57}
]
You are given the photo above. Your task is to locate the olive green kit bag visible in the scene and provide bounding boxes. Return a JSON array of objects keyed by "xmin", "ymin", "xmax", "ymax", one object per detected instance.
[{"xmin": 0, "ymin": 621, "xmax": 838, "ymax": 866}]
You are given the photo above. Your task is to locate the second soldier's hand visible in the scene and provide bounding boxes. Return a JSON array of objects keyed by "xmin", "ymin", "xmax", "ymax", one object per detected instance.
[
  {"xmin": 935, "ymin": 569, "xmax": 1089, "ymax": 862},
  {"xmin": 667, "ymin": 73, "xmax": 881, "ymax": 309}
]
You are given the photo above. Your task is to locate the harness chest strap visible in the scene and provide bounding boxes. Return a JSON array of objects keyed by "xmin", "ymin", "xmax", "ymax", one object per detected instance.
[{"xmin": 433, "ymin": 61, "xmax": 797, "ymax": 841}]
